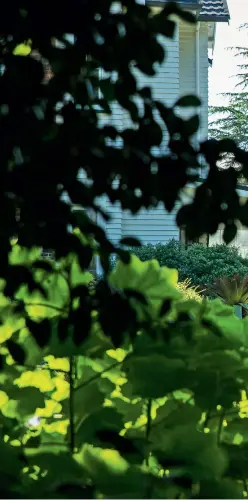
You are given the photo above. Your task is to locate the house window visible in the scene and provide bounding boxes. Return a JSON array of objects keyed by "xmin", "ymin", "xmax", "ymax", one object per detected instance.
[{"xmin": 41, "ymin": 249, "xmax": 55, "ymax": 260}]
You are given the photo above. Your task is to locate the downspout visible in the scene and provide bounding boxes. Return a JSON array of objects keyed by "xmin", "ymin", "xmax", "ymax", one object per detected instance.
[
  {"xmin": 196, "ymin": 20, "xmax": 203, "ymax": 180},
  {"xmin": 196, "ymin": 21, "xmax": 200, "ymax": 141}
]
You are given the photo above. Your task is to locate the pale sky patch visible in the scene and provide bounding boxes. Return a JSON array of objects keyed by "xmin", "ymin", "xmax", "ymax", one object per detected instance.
[{"xmin": 209, "ymin": 0, "xmax": 248, "ymax": 106}]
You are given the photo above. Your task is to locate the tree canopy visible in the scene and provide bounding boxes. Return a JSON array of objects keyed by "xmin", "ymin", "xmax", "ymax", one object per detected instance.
[{"xmin": 209, "ymin": 24, "xmax": 248, "ymax": 169}]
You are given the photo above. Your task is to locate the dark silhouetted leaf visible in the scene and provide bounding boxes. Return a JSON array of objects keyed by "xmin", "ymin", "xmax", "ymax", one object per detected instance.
[
  {"xmin": 26, "ymin": 318, "xmax": 51, "ymax": 348},
  {"xmin": 160, "ymin": 299, "xmax": 171, "ymax": 317},
  {"xmin": 120, "ymin": 237, "xmax": 141, "ymax": 247},
  {"xmin": 175, "ymin": 95, "xmax": 201, "ymax": 108},
  {"xmin": 6, "ymin": 340, "xmax": 26, "ymax": 365},
  {"xmin": 223, "ymin": 222, "xmax": 237, "ymax": 244}
]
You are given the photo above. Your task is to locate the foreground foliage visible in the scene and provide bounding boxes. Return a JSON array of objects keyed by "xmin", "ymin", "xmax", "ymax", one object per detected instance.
[
  {"xmin": 1, "ymin": 1, "xmax": 248, "ymax": 498},
  {"xmin": 1, "ymin": 246, "xmax": 248, "ymax": 498}
]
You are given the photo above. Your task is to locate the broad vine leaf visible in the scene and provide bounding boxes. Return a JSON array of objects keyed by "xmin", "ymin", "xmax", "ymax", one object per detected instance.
[
  {"xmin": 78, "ymin": 444, "xmax": 149, "ymax": 497},
  {"xmin": 14, "ymin": 369, "xmax": 55, "ymax": 392},
  {"xmin": 76, "ymin": 407, "xmax": 124, "ymax": 448},
  {"xmin": 123, "ymin": 355, "xmax": 189, "ymax": 398},
  {"xmin": 109, "ymin": 256, "xmax": 180, "ymax": 318}
]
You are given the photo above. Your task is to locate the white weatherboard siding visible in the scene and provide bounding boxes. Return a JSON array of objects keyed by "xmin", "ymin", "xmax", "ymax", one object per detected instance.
[
  {"xmin": 101, "ymin": 19, "xmax": 209, "ymax": 247},
  {"xmin": 209, "ymin": 224, "xmax": 248, "ymax": 257},
  {"xmin": 122, "ymin": 204, "xmax": 180, "ymax": 245},
  {"xmin": 179, "ymin": 20, "xmax": 208, "ymax": 141},
  {"xmin": 105, "ymin": 27, "xmax": 181, "ymax": 245}
]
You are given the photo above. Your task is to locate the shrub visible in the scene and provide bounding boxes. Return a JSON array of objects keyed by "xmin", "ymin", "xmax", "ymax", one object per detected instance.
[{"xmin": 114, "ymin": 241, "xmax": 248, "ymax": 292}]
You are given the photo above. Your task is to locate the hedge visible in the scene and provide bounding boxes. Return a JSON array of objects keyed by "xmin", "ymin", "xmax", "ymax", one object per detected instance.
[{"xmin": 111, "ymin": 241, "xmax": 248, "ymax": 293}]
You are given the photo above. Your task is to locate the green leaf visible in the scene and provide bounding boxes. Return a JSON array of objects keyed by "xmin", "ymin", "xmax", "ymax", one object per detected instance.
[
  {"xmin": 79, "ymin": 443, "xmax": 128, "ymax": 474},
  {"xmin": 70, "ymin": 255, "xmax": 93, "ymax": 288},
  {"xmin": 0, "ymin": 436, "xmax": 23, "ymax": 477},
  {"xmin": 14, "ymin": 369, "xmax": 55, "ymax": 392},
  {"xmin": 203, "ymin": 299, "xmax": 247, "ymax": 347},
  {"xmin": 65, "ymin": 375, "xmax": 105, "ymax": 427},
  {"xmin": 18, "ymin": 327, "xmax": 44, "ymax": 366},
  {"xmin": 198, "ymin": 479, "xmax": 243, "ymax": 499},
  {"xmin": 151, "ymin": 424, "xmax": 228, "ymax": 481},
  {"xmin": 109, "ymin": 255, "xmax": 180, "ymax": 319},
  {"xmin": 9, "ymin": 245, "xmax": 41, "ymax": 266},
  {"xmin": 25, "ymin": 450, "xmax": 85, "ymax": 492},
  {"xmin": 76, "ymin": 407, "xmax": 124, "ymax": 448},
  {"xmin": 78, "ymin": 444, "xmax": 150, "ymax": 497},
  {"xmin": 123, "ymin": 355, "xmax": 189, "ymax": 398},
  {"xmin": 1, "ymin": 387, "xmax": 45, "ymax": 419}
]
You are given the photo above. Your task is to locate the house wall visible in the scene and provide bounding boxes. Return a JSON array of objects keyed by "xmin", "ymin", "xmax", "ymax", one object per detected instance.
[
  {"xmin": 209, "ymin": 224, "xmax": 248, "ymax": 257},
  {"xmin": 103, "ymin": 18, "xmax": 209, "ymax": 246}
]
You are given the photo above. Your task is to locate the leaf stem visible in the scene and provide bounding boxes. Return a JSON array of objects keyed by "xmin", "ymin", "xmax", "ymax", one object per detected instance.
[
  {"xmin": 24, "ymin": 302, "xmax": 68, "ymax": 314},
  {"xmin": 145, "ymin": 398, "xmax": 152, "ymax": 468},
  {"xmin": 74, "ymin": 355, "xmax": 130, "ymax": 393},
  {"xmin": 69, "ymin": 355, "xmax": 75, "ymax": 454},
  {"xmin": 217, "ymin": 409, "xmax": 225, "ymax": 445},
  {"xmin": 146, "ymin": 398, "xmax": 152, "ymax": 440}
]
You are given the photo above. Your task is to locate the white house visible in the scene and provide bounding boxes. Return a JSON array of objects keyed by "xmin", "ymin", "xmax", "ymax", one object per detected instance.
[
  {"xmin": 97, "ymin": 0, "xmax": 234, "ymax": 249},
  {"xmin": 60, "ymin": 2, "xmax": 248, "ymax": 260}
]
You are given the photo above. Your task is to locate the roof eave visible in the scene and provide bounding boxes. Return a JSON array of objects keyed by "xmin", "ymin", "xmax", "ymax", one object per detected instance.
[
  {"xmin": 199, "ymin": 14, "xmax": 230, "ymax": 22},
  {"xmin": 147, "ymin": 0, "xmax": 201, "ymax": 9}
]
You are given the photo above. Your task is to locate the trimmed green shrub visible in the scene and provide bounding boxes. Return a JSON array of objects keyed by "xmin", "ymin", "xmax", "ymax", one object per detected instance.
[{"xmin": 112, "ymin": 241, "xmax": 248, "ymax": 292}]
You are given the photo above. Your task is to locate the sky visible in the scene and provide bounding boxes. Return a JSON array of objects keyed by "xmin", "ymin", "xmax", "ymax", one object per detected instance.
[{"xmin": 209, "ymin": 0, "xmax": 248, "ymax": 106}]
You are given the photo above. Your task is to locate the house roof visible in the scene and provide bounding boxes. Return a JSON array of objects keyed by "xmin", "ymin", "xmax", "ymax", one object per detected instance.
[
  {"xmin": 148, "ymin": 0, "xmax": 230, "ymax": 22},
  {"xmin": 199, "ymin": 0, "xmax": 230, "ymax": 22}
]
